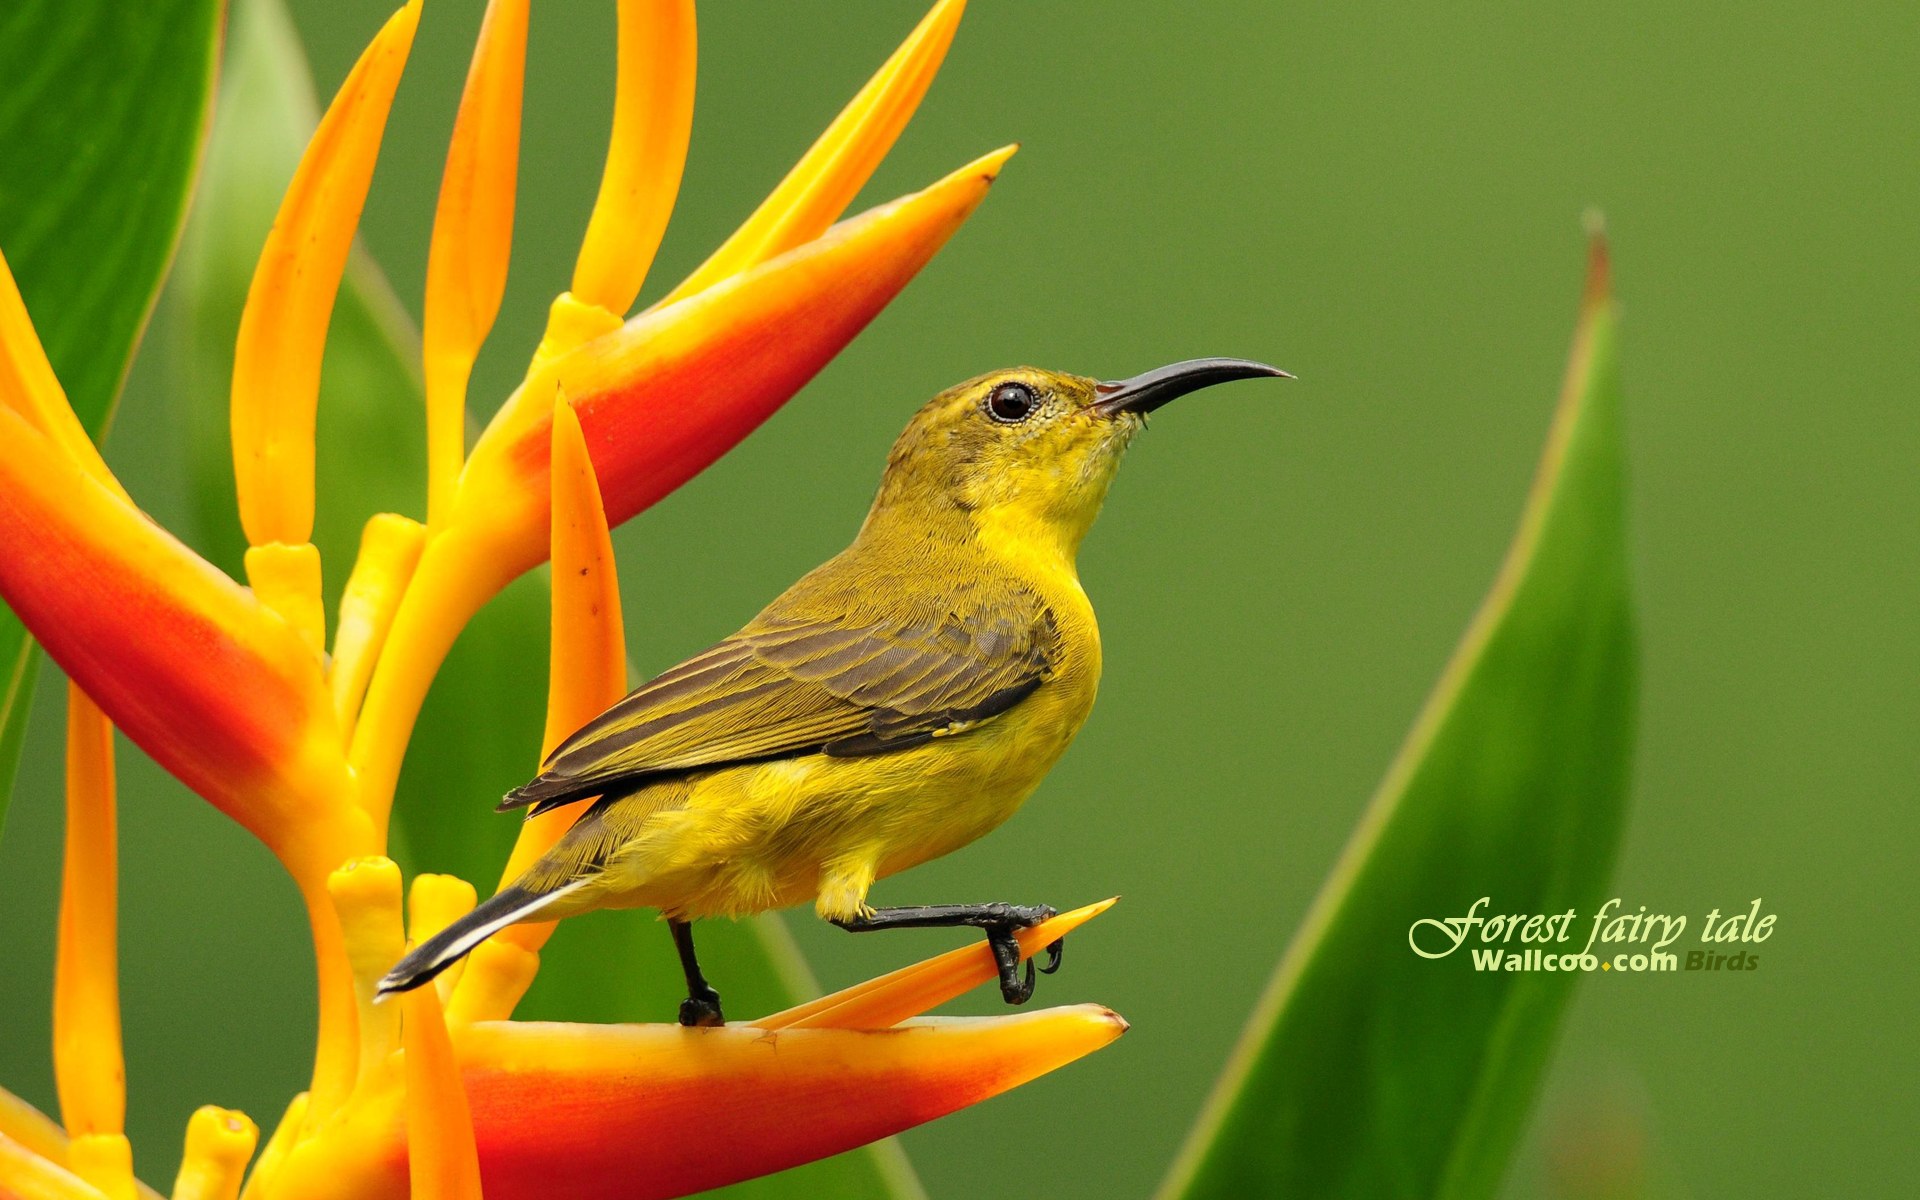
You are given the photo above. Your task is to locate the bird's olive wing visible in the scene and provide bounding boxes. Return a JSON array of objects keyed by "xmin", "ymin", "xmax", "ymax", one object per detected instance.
[{"xmin": 499, "ymin": 606, "xmax": 1057, "ymax": 813}]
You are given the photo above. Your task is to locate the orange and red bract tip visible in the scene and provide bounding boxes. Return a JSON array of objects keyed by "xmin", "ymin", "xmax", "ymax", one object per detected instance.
[
  {"xmin": 0, "ymin": 406, "xmax": 361, "ymax": 880},
  {"xmin": 267, "ymin": 1007, "xmax": 1125, "ymax": 1200},
  {"xmin": 538, "ymin": 399, "xmax": 629, "ymax": 760},
  {"xmin": 489, "ymin": 398, "xmax": 626, "ymax": 954},
  {"xmin": 424, "ymin": 0, "xmax": 529, "ymax": 525},
  {"xmin": 0, "ymin": 249, "xmax": 124, "ymax": 500},
  {"xmin": 757, "ymin": 898, "xmax": 1118, "ymax": 1032},
  {"xmin": 231, "ymin": 0, "xmax": 421, "ymax": 548},
  {"xmin": 570, "ymin": 0, "xmax": 696, "ymax": 316},
  {"xmin": 457, "ymin": 144, "xmax": 1016, "ymax": 585},
  {"xmin": 663, "ymin": 0, "xmax": 966, "ymax": 306}
]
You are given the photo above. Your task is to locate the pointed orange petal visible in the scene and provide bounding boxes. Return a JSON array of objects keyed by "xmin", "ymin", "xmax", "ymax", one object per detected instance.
[
  {"xmin": 538, "ymin": 398, "xmax": 628, "ymax": 758},
  {"xmin": 664, "ymin": 0, "xmax": 963, "ymax": 306},
  {"xmin": 457, "ymin": 146, "xmax": 1014, "ymax": 584},
  {"xmin": 570, "ymin": 0, "xmax": 696, "ymax": 317},
  {"xmin": 269, "ymin": 1007, "xmax": 1125, "ymax": 1200},
  {"xmin": 472, "ymin": 398, "xmax": 627, "ymax": 980},
  {"xmin": 441, "ymin": 401, "xmax": 627, "ymax": 1021},
  {"xmin": 0, "ymin": 250, "xmax": 123, "ymax": 499},
  {"xmin": 403, "ymin": 987, "xmax": 482, "ymax": 1200},
  {"xmin": 239, "ymin": 1094, "xmax": 308, "ymax": 1200},
  {"xmin": 53, "ymin": 689, "xmax": 125, "ymax": 1169},
  {"xmin": 757, "ymin": 898, "xmax": 1117, "ymax": 1031},
  {"xmin": 0, "ymin": 407, "xmax": 361, "ymax": 879},
  {"xmin": 231, "ymin": 1, "xmax": 421, "ymax": 547},
  {"xmin": 424, "ymin": 0, "xmax": 529, "ymax": 525}
]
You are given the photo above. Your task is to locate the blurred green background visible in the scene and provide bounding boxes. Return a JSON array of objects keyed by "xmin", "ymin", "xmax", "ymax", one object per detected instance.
[{"xmin": 2, "ymin": 1, "xmax": 1914, "ymax": 1196}]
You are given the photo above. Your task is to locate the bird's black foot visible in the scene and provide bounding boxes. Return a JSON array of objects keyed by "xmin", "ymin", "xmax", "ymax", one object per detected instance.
[
  {"xmin": 669, "ymin": 919, "xmax": 725, "ymax": 1026},
  {"xmin": 834, "ymin": 901, "xmax": 1068, "ymax": 1007},
  {"xmin": 678, "ymin": 984, "xmax": 725, "ymax": 1028}
]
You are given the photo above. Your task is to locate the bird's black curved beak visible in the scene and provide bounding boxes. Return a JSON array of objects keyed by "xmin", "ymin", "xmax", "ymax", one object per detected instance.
[{"xmin": 1092, "ymin": 357, "xmax": 1291, "ymax": 416}]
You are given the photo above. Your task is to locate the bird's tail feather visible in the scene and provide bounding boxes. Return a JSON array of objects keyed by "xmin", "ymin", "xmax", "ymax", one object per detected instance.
[{"xmin": 376, "ymin": 881, "xmax": 584, "ymax": 998}]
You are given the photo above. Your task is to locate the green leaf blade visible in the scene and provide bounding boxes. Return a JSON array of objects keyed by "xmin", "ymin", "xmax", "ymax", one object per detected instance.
[
  {"xmin": 1162, "ymin": 244, "xmax": 1636, "ymax": 1200},
  {"xmin": 0, "ymin": 0, "xmax": 224, "ymax": 825}
]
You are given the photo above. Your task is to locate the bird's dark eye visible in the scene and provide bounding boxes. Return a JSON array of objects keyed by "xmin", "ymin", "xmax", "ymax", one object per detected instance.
[{"xmin": 985, "ymin": 381, "xmax": 1038, "ymax": 423}]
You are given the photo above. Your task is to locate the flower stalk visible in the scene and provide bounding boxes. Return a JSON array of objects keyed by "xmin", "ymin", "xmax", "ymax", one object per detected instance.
[
  {"xmin": 54, "ymin": 686, "xmax": 133, "ymax": 1200},
  {"xmin": 423, "ymin": 0, "xmax": 529, "ymax": 526}
]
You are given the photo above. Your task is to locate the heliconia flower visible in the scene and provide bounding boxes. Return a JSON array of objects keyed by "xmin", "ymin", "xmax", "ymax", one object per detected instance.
[
  {"xmin": 0, "ymin": 0, "xmax": 1124, "ymax": 1195},
  {"xmin": 259, "ymin": 904, "xmax": 1119, "ymax": 1200}
]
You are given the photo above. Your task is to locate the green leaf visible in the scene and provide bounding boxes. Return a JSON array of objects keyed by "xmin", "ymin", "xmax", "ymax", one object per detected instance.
[
  {"xmin": 158, "ymin": 2, "xmax": 921, "ymax": 1195},
  {"xmin": 1160, "ymin": 243, "xmax": 1636, "ymax": 1200},
  {"xmin": 0, "ymin": 0, "xmax": 224, "ymax": 827}
]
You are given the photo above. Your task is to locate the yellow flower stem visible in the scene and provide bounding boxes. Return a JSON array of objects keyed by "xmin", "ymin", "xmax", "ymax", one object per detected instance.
[
  {"xmin": 329, "ymin": 514, "xmax": 426, "ymax": 739},
  {"xmin": 347, "ymin": 522, "xmax": 520, "ymax": 839},
  {"xmin": 402, "ymin": 886, "xmax": 484, "ymax": 1200},
  {"xmin": 0, "ymin": 1085, "xmax": 71, "ymax": 1169},
  {"xmin": 170, "ymin": 1108, "xmax": 257, "ymax": 1200},
  {"xmin": 244, "ymin": 544, "xmax": 326, "ymax": 658},
  {"xmin": 510, "ymin": 0, "xmax": 696, "ymax": 401},
  {"xmin": 297, "ymin": 876, "xmax": 362, "ymax": 1127},
  {"xmin": 662, "ymin": 0, "xmax": 964, "ymax": 307},
  {"xmin": 570, "ymin": 0, "xmax": 696, "ymax": 317},
  {"xmin": 0, "ymin": 1131, "xmax": 109, "ymax": 1200},
  {"xmin": 527, "ymin": 293, "xmax": 623, "ymax": 375},
  {"xmin": 53, "ymin": 684, "xmax": 135, "ymax": 1200},
  {"xmin": 234, "ymin": 1094, "xmax": 306, "ymax": 1200},
  {"xmin": 424, "ymin": 0, "xmax": 529, "ymax": 526},
  {"xmin": 326, "ymin": 859, "xmax": 407, "ymax": 1093}
]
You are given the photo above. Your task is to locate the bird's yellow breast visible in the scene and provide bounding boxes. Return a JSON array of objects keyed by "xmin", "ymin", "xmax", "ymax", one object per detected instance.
[{"xmin": 570, "ymin": 543, "xmax": 1102, "ymax": 924}]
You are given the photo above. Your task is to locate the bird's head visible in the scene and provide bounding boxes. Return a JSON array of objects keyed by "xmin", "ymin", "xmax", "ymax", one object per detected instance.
[{"xmin": 866, "ymin": 358, "xmax": 1289, "ymax": 558}]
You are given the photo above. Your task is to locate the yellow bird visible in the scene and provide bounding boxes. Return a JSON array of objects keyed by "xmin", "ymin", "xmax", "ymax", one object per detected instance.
[{"xmin": 380, "ymin": 359, "xmax": 1286, "ymax": 1024}]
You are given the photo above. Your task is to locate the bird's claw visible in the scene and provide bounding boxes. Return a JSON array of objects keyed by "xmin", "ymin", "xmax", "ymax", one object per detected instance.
[
  {"xmin": 987, "ymin": 927, "xmax": 1037, "ymax": 1004},
  {"xmin": 1039, "ymin": 937, "xmax": 1065, "ymax": 974},
  {"xmin": 984, "ymin": 906, "xmax": 1063, "ymax": 1004},
  {"xmin": 677, "ymin": 987, "xmax": 726, "ymax": 1028}
]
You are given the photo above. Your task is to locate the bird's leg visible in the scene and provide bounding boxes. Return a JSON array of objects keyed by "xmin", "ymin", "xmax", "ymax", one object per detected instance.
[
  {"xmin": 832, "ymin": 903, "xmax": 1066, "ymax": 1005},
  {"xmin": 670, "ymin": 919, "xmax": 725, "ymax": 1027}
]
